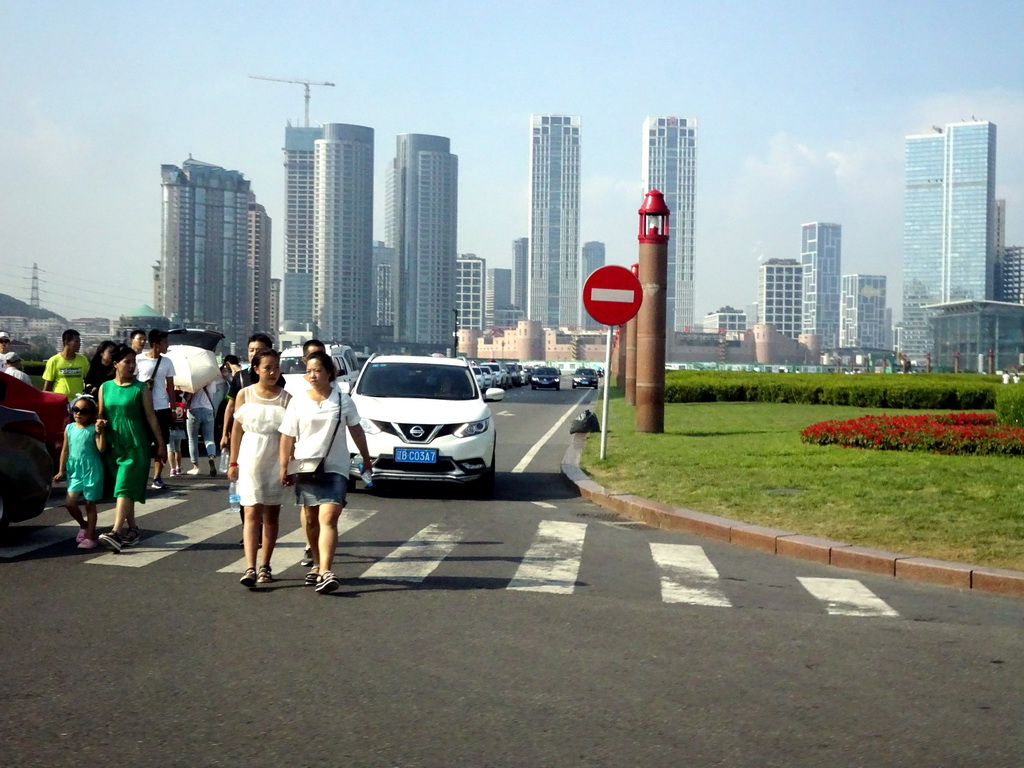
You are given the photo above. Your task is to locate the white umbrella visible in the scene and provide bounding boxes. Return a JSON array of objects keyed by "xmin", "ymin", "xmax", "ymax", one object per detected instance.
[{"xmin": 165, "ymin": 345, "xmax": 221, "ymax": 394}]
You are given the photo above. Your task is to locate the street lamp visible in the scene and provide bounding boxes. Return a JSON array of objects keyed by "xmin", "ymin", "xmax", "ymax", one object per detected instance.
[{"xmin": 636, "ymin": 190, "xmax": 670, "ymax": 434}]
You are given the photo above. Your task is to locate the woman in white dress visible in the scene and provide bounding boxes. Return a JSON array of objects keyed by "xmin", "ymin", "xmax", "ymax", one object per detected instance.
[{"xmin": 226, "ymin": 348, "xmax": 291, "ymax": 587}]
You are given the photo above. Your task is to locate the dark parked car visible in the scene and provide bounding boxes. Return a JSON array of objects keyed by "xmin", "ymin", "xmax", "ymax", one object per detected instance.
[
  {"xmin": 0, "ymin": 373, "xmax": 68, "ymax": 533},
  {"xmin": 531, "ymin": 366, "xmax": 561, "ymax": 391},
  {"xmin": 572, "ymin": 367, "xmax": 599, "ymax": 389}
]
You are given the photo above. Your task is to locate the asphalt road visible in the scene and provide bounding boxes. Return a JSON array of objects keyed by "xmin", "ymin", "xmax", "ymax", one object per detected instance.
[{"xmin": 2, "ymin": 380, "xmax": 1023, "ymax": 767}]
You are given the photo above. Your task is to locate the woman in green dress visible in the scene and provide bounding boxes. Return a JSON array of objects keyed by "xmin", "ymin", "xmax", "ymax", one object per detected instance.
[{"xmin": 96, "ymin": 344, "xmax": 166, "ymax": 553}]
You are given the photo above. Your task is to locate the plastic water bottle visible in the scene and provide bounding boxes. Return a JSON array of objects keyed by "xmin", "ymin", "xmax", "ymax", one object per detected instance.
[
  {"xmin": 218, "ymin": 451, "xmax": 230, "ymax": 473},
  {"xmin": 356, "ymin": 459, "xmax": 373, "ymax": 488},
  {"xmin": 228, "ymin": 481, "xmax": 241, "ymax": 515}
]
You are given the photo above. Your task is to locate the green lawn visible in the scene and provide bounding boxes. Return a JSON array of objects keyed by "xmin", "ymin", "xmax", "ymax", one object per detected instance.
[{"xmin": 578, "ymin": 394, "xmax": 1024, "ymax": 570}]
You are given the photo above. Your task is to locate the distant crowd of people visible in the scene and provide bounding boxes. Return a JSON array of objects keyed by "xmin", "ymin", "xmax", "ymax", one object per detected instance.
[{"xmin": 1, "ymin": 328, "xmax": 372, "ymax": 595}]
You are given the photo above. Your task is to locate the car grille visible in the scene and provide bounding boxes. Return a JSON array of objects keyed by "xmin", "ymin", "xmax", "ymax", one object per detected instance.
[{"xmin": 371, "ymin": 421, "xmax": 456, "ymax": 444}]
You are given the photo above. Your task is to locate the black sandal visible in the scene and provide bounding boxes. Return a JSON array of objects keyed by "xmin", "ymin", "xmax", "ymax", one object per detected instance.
[
  {"xmin": 257, "ymin": 564, "xmax": 273, "ymax": 584},
  {"xmin": 240, "ymin": 567, "xmax": 257, "ymax": 588},
  {"xmin": 304, "ymin": 567, "xmax": 319, "ymax": 586}
]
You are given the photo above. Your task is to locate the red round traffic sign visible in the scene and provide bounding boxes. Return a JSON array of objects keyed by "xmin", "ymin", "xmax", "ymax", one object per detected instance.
[{"xmin": 583, "ymin": 266, "xmax": 643, "ymax": 326}]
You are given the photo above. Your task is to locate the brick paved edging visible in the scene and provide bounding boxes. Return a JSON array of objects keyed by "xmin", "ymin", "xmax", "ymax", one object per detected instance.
[{"xmin": 561, "ymin": 433, "xmax": 1024, "ymax": 599}]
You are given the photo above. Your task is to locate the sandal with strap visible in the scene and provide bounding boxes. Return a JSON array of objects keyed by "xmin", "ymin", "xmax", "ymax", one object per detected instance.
[
  {"xmin": 257, "ymin": 564, "xmax": 273, "ymax": 584},
  {"xmin": 240, "ymin": 567, "xmax": 257, "ymax": 588},
  {"xmin": 304, "ymin": 567, "xmax": 320, "ymax": 586},
  {"xmin": 315, "ymin": 571, "xmax": 340, "ymax": 594}
]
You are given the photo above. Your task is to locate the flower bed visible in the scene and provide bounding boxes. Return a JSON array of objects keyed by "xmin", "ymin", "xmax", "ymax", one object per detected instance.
[{"xmin": 800, "ymin": 412, "xmax": 1024, "ymax": 456}]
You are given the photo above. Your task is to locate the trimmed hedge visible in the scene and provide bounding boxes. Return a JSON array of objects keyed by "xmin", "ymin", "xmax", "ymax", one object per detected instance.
[
  {"xmin": 996, "ymin": 385, "xmax": 1024, "ymax": 427},
  {"xmin": 663, "ymin": 371, "xmax": 1001, "ymax": 410}
]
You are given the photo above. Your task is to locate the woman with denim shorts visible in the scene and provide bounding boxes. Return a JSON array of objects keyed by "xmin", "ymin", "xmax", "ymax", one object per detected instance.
[{"xmin": 278, "ymin": 351, "xmax": 372, "ymax": 594}]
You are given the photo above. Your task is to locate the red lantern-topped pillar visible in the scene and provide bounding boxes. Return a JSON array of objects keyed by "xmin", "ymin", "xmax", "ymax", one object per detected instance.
[{"xmin": 636, "ymin": 190, "xmax": 669, "ymax": 433}]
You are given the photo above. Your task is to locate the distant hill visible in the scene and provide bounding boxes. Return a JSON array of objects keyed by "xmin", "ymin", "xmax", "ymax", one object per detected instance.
[{"xmin": 0, "ymin": 293, "xmax": 66, "ymax": 321}]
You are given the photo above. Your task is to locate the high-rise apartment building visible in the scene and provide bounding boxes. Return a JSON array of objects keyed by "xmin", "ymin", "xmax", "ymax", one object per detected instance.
[
  {"xmin": 247, "ymin": 193, "xmax": 272, "ymax": 336},
  {"xmin": 643, "ymin": 116, "xmax": 697, "ymax": 332},
  {"xmin": 512, "ymin": 237, "xmax": 528, "ymax": 311},
  {"xmin": 758, "ymin": 258, "xmax": 803, "ymax": 339},
  {"xmin": 801, "ymin": 222, "xmax": 842, "ymax": 349},
  {"xmin": 485, "ymin": 267, "xmax": 512, "ymax": 329},
  {"xmin": 312, "ymin": 123, "xmax": 374, "ymax": 346},
  {"xmin": 902, "ymin": 121, "xmax": 997, "ymax": 361},
  {"xmin": 457, "ymin": 254, "xmax": 486, "ymax": 331},
  {"xmin": 529, "ymin": 115, "xmax": 581, "ymax": 328},
  {"xmin": 840, "ymin": 275, "xmax": 887, "ymax": 348},
  {"xmin": 269, "ymin": 278, "xmax": 281, "ymax": 341},
  {"xmin": 580, "ymin": 241, "xmax": 606, "ymax": 330},
  {"xmin": 372, "ymin": 240, "xmax": 397, "ymax": 328},
  {"xmin": 390, "ymin": 134, "xmax": 459, "ymax": 347},
  {"xmin": 159, "ymin": 158, "xmax": 251, "ymax": 351},
  {"xmin": 282, "ymin": 125, "xmax": 323, "ymax": 329}
]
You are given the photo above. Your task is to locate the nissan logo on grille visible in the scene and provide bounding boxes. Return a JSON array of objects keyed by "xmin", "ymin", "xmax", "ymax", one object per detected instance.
[{"xmin": 409, "ymin": 425, "xmax": 425, "ymax": 439}]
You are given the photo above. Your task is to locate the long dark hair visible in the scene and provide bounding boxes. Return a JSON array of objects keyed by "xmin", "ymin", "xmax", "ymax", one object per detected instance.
[
  {"xmin": 90, "ymin": 340, "xmax": 117, "ymax": 370},
  {"xmin": 110, "ymin": 344, "xmax": 137, "ymax": 365}
]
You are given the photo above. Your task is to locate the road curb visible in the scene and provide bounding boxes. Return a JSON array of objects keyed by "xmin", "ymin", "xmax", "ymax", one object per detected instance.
[{"xmin": 561, "ymin": 433, "xmax": 1024, "ymax": 599}]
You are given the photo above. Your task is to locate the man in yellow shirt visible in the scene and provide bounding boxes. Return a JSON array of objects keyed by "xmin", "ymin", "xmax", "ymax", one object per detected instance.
[{"xmin": 42, "ymin": 329, "xmax": 90, "ymax": 402}]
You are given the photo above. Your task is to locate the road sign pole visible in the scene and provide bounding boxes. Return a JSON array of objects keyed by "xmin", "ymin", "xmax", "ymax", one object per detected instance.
[{"xmin": 600, "ymin": 325, "xmax": 613, "ymax": 460}]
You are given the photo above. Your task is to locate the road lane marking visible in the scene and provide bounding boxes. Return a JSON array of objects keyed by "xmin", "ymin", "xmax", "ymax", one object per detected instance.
[
  {"xmin": 649, "ymin": 543, "xmax": 732, "ymax": 607},
  {"xmin": 0, "ymin": 496, "xmax": 187, "ymax": 559},
  {"xmin": 798, "ymin": 577, "xmax": 899, "ymax": 618},
  {"xmin": 511, "ymin": 396, "xmax": 589, "ymax": 473},
  {"xmin": 86, "ymin": 508, "xmax": 240, "ymax": 567},
  {"xmin": 217, "ymin": 508, "xmax": 378, "ymax": 575},
  {"xmin": 359, "ymin": 522, "xmax": 463, "ymax": 582},
  {"xmin": 531, "ymin": 502, "xmax": 557, "ymax": 508},
  {"xmin": 507, "ymin": 520, "xmax": 587, "ymax": 594}
]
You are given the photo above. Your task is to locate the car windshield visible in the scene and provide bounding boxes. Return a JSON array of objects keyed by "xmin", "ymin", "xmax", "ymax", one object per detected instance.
[
  {"xmin": 576, "ymin": 369, "xmax": 595, "ymax": 375},
  {"xmin": 535, "ymin": 367, "xmax": 558, "ymax": 376},
  {"xmin": 279, "ymin": 357, "xmax": 308, "ymax": 375},
  {"xmin": 358, "ymin": 362, "xmax": 477, "ymax": 400}
]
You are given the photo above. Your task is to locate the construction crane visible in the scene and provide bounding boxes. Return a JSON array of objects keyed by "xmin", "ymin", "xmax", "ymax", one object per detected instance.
[{"xmin": 249, "ymin": 75, "xmax": 335, "ymax": 127}]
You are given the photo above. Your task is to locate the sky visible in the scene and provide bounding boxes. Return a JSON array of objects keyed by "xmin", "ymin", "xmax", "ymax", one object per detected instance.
[{"xmin": 2, "ymin": 0, "xmax": 1024, "ymax": 324}]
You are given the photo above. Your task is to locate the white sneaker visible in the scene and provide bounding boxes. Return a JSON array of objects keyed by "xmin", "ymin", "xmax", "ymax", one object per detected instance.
[{"xmin": 186, "ymin": 466, "xmax": 201, "ymax": 475}]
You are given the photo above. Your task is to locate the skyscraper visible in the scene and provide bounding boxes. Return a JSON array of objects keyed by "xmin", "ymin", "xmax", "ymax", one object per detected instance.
[
  {"xmin": 642, "ymin": 116, "xmax": 697, "ymax": 332},
  {"xmin": 581, "ymin": 241, "xmax": 606, "ymax": 330},
  {"xmin": 390, "ymin": 134, "xmax": 459, "ymax": 347},
  {"xmin": 159, "ymin": 158, "xmax": 251, "ymax": 351},
  {"xmin": 801, "ymin": 222, "xmax": 842, "ymax": 349},
  {"xmin": 282, "ymin": 125, "xmax": 323, "ymax": 329},
  {"xmin": 485, "ymin": 267, "xmax": 512, "ymax": 329},
  {"xmin": 512, "ymin": 237, "xmax": 528, "ymax": 311},
  {"xmin": 902, "ymin": 121, "xmax": 997, "ymax": 361},
  {"xmin": 457, "ymin": 254, "xmax": 486, "ymax": 331},
  {"xmin": 372, "ymin": 240, "xmax": 396, "ymax": 329},
  {"xmin": 529, "ymin": 114, "xmax": 581, "ymax": 328},
  {"xmin": 247, "ymin": 193, "xmax": 272, "ymax": 336},
  {"xmin": 312, "ymin": 123, "xmax": 374, "ymax": 346},
  {"xmin": 758, "ymin": 258, "xmax": 803, "ymax": 339},
  {"xmin": 840, "ymin": 275, "xmax": 887, "ymax": 348}
]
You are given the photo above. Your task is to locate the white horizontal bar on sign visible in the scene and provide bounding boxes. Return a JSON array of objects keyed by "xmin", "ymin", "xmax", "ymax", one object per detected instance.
[
  {"xmin": 798, "ymin": 577, "xmax": 898, "ymax": 618},
  {"xmin": 590, "ymin": 288, "xmax": 635, "ymax": 303}
]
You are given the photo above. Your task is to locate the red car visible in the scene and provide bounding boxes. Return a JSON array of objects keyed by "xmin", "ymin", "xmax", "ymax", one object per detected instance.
[{"xmin": 0, "ymin": 373, "xmax": 68, "ymax": 533}]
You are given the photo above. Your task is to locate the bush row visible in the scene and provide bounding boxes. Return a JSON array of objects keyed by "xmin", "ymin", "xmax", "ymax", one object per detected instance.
[{"xmin": 663, "ymin": 371, "xmax": 1001, "ymax": 410}]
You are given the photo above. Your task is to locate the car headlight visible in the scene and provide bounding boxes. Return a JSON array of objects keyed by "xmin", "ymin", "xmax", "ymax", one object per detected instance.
[
  {"xmin": 360, "ymin": 418, "xmax": 382, "ymax": 435},
  {"xmin": 453, "ymin": 417, "xmax": 489, "ymax": 438}
]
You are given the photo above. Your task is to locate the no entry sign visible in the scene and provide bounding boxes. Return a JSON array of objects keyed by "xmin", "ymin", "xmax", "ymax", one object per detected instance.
[{"xmin": 583, "ymin": 265, "xmax": 643, "ymax": 325}]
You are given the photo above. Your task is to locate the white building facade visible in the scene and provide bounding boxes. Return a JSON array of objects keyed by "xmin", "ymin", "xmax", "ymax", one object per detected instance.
[
  {"xmin": 758, "ymin": 258, "xmax": 803, "ymax": 339},
  {"xmin": 840, "ymin": 274, "xmax": 888, "ymax": 348},
  {"xmin": 529, "ymin": 115, "xmax": 581, "ymax": 328},
  {"xmin": 643, "ymin": 116, "xmax": 697, "ymax": 332},
  {"xmin": 801, "ymin": 222, "xmax": 842, "ymax": 349}
]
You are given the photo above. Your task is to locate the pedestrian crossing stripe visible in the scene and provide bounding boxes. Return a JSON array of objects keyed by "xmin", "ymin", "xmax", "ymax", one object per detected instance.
[
  {"xmin": 3, "ymin": 504, "xmax": 901, "ymax": 618},
  {"xmin": 650, "ymin": 542, "xmax": 732, "ymax": 607}
]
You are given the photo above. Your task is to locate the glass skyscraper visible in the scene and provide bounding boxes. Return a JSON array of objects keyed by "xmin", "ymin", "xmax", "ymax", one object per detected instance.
[
  {"xmin": 529, "ymin": 114, "xmax": 581, "ymax": 328},
  {"xmin": 801, "ymin": 222, "xmax": 842, "ymax": 349},
  {"xmin": 389, "ymin": 134, "xmax": 458, "ymax": 346},
  {"xmin": 902, "ymin": 121, "xmax": 997, "ymax": 361},
  {"xmin": 642, "ymin": 116, "xmax": 697, "ymax": 332},
  {"xmin": 282, "ymin": 126, "xmax": 323, "ymax": 330}
]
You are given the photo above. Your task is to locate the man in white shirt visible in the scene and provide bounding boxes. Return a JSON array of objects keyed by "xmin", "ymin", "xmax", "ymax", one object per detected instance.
[
  {"xmin": 0, "ymin": 331, "xmax": 11, "ymax": 373},
  {"xmin": 2, "ymin": 352, "xmax": 32, "ymax": 385},
  {"xmin": 135, "ymin": 328, "xmax": 177, "ymax": 490}
]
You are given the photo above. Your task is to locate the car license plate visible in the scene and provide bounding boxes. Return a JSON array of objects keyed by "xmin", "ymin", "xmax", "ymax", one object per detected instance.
[{"xmin": 394, "ymin": 447, "xmax": 438, "ymax": 463}]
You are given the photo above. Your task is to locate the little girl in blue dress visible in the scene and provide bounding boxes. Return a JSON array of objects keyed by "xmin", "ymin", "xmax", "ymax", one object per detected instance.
[{"xmin": 54, "ymin": 395, "xmax": 106, "ymax": 549}]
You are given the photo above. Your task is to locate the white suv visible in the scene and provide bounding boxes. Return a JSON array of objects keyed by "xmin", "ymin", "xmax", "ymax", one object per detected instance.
[{"xmin": 347, "ymin": 355, "xmax": 504, "ymax": 495}]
